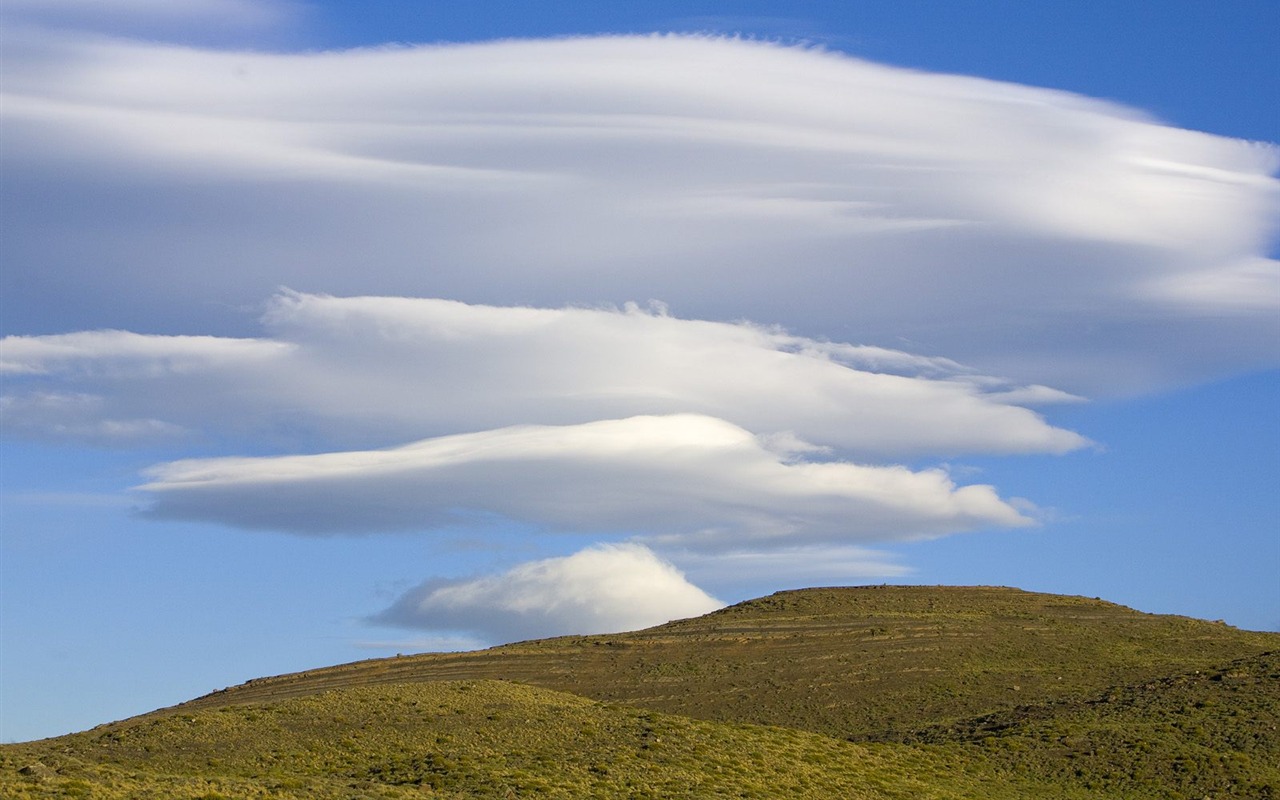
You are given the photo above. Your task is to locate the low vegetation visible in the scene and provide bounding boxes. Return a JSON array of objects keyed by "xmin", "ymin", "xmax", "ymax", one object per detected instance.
[
  {"xmin": 1, "ymin": 680, "xmax": 1084, "ymax": 799},
  {"xmin": 908, "ymin": 650, "xmax": 1280, "ymax": 798},
  {"xmin": 3, "ymin": 586, "xmax": 1276, "ymax": 798}
]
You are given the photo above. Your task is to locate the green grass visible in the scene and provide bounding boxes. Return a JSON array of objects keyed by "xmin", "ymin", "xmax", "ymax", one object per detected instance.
[
  {"xmin": 907, "ymin": 650, "xmax": 1280, "ymax": 798},
  {"xmin": 3, "ymin": 586, "xmax": 1277, "ymax": 798},
  {"xmin": 176, "ymin": 586, "xmax": 1278, "ymax": 740},
  {"xmin": 1, "ymin": 680, "xmax": 1083, "ymax": 799}
]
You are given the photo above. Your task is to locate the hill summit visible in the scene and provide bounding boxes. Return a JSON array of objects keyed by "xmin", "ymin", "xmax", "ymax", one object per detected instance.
[{"xmin": 183, "ymin": 585, "xmax": 1274, "ymax": 739}]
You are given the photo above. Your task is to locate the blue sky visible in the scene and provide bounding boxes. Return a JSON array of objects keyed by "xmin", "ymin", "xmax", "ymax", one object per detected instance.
[{"xmin": 1, "ymin": 0, "xmax": 1277, "ymax": 743}]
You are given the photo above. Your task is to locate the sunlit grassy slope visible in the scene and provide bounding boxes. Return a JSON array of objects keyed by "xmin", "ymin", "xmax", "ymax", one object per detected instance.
[
  {"xmin": 179, "ymin": 585, "xmax": 1279, "ymax": 738},
  {"xmin": 3, "ymin": 586, "xmax": 1276, "ymax": 798},
  {"xmin": 0, "ymin": 680, "xmax": 1085, "ymax": 799}
]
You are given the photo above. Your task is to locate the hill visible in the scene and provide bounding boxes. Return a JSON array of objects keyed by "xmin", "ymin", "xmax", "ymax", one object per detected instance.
[
  {"xmin": 3, "ymin": 586, "xmax": 1277, "ymax": 798},
  {"xmin": 0, "ymin": 680, "xmax": 1084, "ymax": 799},
  {"xmin": 179, "ymin": 585, "xmax": 1278, "ymax": 739},
  {"xmin": 909, "ymin": 649, "xmax": 1280, "ymax": 797}
]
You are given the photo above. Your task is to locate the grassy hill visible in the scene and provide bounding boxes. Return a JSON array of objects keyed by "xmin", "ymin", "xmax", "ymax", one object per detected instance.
[
  {"xmin": 0, "ymin": 680, "xmax": 1085, "ymax": 799},
  {"xmin": 3, "ymin": 586, "xmax": 1277, "ymax": 798},
  {"xmin": 907, "ymin": 649, "xmax": 1280, "ymax": 798},
  {"xmin": 178, "ymin": 585, "xmax": 1278, "ymax": 739}
]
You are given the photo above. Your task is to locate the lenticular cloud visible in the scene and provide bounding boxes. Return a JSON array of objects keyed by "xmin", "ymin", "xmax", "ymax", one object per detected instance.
[
  {"xmin": 138, "ymin": 413, "xmax": 1033, "ymax": 542},
  {"xmin": 2, "ymin": 33, "xmax": 1276, "ymax": 392},
  {"xmin": 376, "ymin": 543, "xmax": 725, "ymax": 641},
  {"xmin": 1, "ymin": 291, "xmax": 1087, "ymax": 458},
  {"xmin": 3, "ymin": 292, "xmax": 1065, "ymax": 557},
  {"xmin": 4, "ymin": 20, "xmax": 1277, "ymax": 641}
]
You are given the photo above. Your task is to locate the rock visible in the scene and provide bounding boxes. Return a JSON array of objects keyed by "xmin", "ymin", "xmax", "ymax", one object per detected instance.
[{"xmin": 18, "ymin": 761, "xmax": 55, "ymax": 780}]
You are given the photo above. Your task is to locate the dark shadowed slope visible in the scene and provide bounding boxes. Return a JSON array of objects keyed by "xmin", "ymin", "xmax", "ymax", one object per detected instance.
[{"xmin": 905, "ymin": 649, "xmax": 1280, "ymax": 798}]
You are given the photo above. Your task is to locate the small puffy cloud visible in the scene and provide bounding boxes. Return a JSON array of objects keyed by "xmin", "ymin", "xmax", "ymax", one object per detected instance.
[
  {"xmin": 375, "ymin": 543, "xmax": 725, "ymax": 642},
  {"xmin": 136, "ymin": 413, "xmax": 1032, "ymax": 544},
  {"xmin": 0, "ymin": 392, "xmax": 186, "ymax": 445},
  {"xmin": 2, "ymin": 292, "xmax": 1086, "ymax": 458},
  {"xmin": 2, "ymin": 34, "xmax": 1276, "ymax": 391}
]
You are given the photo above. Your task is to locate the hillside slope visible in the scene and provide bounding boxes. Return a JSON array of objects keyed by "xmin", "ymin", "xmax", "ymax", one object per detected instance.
[
  {"xmin": 910, "ymin": 649, "xmax": 1280, "ymax": 798},
  {"xmin": 179, "ymin": 586, "xmax": 1279, "ymax": 740},
  {"xmin": 0, "ymin": 680, "xmax": 1086, "ymax": 799},
  {"xmin": 3, "ymin": 586, "xmax": 1276, "ymax": 798}
]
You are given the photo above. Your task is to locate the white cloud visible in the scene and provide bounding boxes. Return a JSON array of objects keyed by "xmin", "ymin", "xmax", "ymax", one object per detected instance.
[
  {"xmin": 6, "ymin": 24, "xmax": 1274, "ymax": 645},
  {"xmin": 674, "ymin": 544, "xmax": 913, "ymax": 589},
  {"xmin": 2, "ymin": 35, "xmax": 1276, "ymax": 392},
  {"xmin": 3, "ymin": 293, "xmax": 1064, "ymax": 585},
  {"xmin": 1, "ymin": 292, "xmax": 1086, "ymax": 457},
  {"xmin": 0, "ymin": 392, "xmax": 187, "ymax": 444},
  {"xmin": 375, "ymin": 543, "xmax": 725, "ymax": 641},
  {"xmin": 1, "ymin": 0, "xmax": 298, "ymax": 39},
  {"xmin": 1142, "ymin": 256, "xmax": 1280, "ymax": 313},
  {"xmin": 136, "ymin": 413, "xmax": 1032, "ymax": 544},
  {"xmin": 0, "ymin": 329, "xmax": 290, "ymax": 375}
]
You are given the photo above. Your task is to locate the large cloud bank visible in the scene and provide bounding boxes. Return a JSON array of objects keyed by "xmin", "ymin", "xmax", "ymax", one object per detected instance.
[
  {"xmin": 4, "ymin": 293, "xmax": 1057, "ymax": 546},
  {"xmin": 3, "ymin": 292, "xmax": 1062, "ymax": 634},
  {"xmin": 2, "ymin": 30, "xmax": 1276, "ymax": 393}
]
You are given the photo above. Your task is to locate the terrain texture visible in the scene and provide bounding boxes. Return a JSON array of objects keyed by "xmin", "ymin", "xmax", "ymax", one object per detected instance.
[{"xmin": 4, "ymin": 585, "xmax": 1277, "ymax": 798}]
